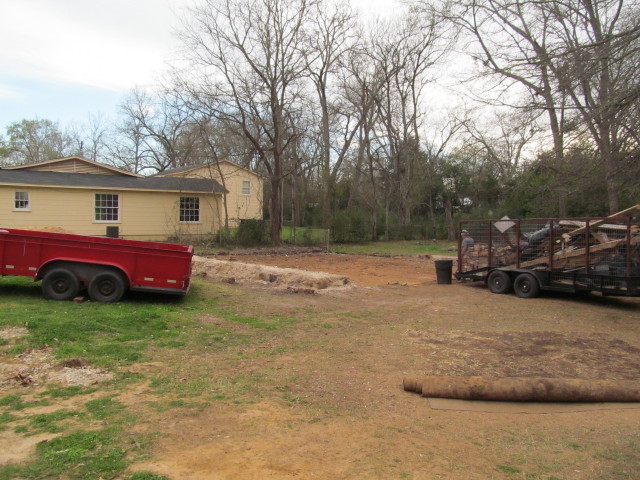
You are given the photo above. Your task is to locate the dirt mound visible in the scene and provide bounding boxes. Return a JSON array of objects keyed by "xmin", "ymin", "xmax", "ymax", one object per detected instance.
[{"xmin": 192, "ymin": 255, "xmax": 351, "ymax": 291}]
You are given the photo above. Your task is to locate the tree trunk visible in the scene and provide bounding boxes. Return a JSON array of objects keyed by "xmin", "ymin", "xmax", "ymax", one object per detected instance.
[
  {"xmin": 445, "ymin": 198, "xmax": 456, "ymax": 241},
  {"xmin": 270, "ymin": 176, "xmax": 282, "ymax": 245}
]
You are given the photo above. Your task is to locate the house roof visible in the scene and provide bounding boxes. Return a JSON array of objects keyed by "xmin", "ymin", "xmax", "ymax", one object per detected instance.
[
  {"xmin": 157, "ymin": 160, "xmax": 262, "ymax": 178},
  {"xmin": 2, "ymin": 156, "xmax": 142, "ymax": 177},
  {"xmin": 0, "ymin": 169, "xmax": 226, "ymax": 194}
]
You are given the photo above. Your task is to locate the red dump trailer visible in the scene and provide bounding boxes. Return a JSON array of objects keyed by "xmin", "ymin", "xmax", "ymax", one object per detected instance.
[
  {"xmin": 0, "ymin": 228, "xmax": 193, "ymax": 302},
  {"xmin": 455, "ymin": 206, "xmax": 640, "ymax": 298}
]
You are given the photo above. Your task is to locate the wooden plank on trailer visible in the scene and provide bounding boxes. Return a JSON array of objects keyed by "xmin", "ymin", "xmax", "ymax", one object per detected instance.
[
  {"xmin": 567, "ymin": 204, "xmax": 640, "ymax": 236},
  {"xmin": 506, "ymin": 238, "xmax": 625, "ymax": 269}
]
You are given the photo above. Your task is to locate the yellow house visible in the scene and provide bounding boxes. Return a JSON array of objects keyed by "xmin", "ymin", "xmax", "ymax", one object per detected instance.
[
  {"xmin": 156, "ymin": 161, "xmax": 263, "ymax": 229},
  {"xmin": 0, "ymin": 157, "xmax": 263, "ymax": 241}
]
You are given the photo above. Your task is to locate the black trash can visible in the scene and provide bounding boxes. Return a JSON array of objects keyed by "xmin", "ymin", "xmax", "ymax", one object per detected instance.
[{"xmin": 435, "ymin": 260, "xmax": 453, "ymax": 284}]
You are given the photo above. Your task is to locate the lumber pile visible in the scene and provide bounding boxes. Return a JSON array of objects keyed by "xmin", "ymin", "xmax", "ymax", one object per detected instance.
[{"xmin": 505, "ymin": 205, "xmax": 640, "ymax": 271}]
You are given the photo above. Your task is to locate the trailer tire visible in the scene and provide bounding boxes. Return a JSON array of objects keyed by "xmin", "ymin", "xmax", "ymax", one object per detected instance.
[
  {"xmin": 42, "ymin": 268, "xmax": 80, "ymax": 301},
  {"xmin": 88, "ymin": 271, "xmax": 126, "ymax": 303},
  {"xmin": 487, "ymin": 270, "xmax": 512, "ymax": 294},
  {"xmin": 513, "ymin": 273, "xmax": 540, "ymax": 298}
]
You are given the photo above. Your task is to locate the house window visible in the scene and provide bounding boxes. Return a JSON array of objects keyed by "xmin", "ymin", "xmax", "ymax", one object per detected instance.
[
  {"xmin": 95, "ymin": 193, "xmax": 119, "ymax": 222},
  {"xmin": 180, "ymin": 196, "xmax": 200, "ymax": 223},
  {"xmin": 14, "ymin": 191, "xmax": 30, "ymax": 210},
  {"xmin": 242, "ymin": 180, "xmax": 251, "ymax": 196}
]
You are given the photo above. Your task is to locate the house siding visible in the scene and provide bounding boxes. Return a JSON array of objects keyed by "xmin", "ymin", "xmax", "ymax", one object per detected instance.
[
  {"xmin": 161, "ymin": 162, "xmax": 263, "ymax": 227},
  {"xmin": 0, "ymin": 186, "xmax": 222, "ymax": 240},
  {"xmin": 7, "ymin": 158, "xmax": 125, "ymax": 175}
]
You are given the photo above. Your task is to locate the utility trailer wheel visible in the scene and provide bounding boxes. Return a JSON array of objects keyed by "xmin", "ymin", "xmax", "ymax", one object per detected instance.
[
  {"xmin": 42, "ymin": 268, "xmax": 80, "ymax": 301},
  {"xmin": 88, "ymin": 271, "xmax": 126, "ymax": 303},
  {"xmin": 487, "ymin": 270, "xmax": 512, "ymax": 294},
  {"xmin": 513, "ymin": 273, "xmax": 540, "ymax": 298}
]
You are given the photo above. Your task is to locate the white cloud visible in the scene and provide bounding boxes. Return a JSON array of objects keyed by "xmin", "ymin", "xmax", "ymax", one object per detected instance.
[
  {"xmin": 0, "ymin": 83, "xmax": 23, "ymax": 100},
  {"xmin": 0, "ymin": 0, "xmax": 189, "ymax": 92}
]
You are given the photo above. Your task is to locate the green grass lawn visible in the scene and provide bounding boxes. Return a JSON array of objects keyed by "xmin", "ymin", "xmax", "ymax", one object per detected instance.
[
  {"xmin": 0, "ymin": 277, "xmax": 278, "ymax": 480},
  {"xmin": 330, "ymin": 240, "xmax": 455, "ymax": 256},
  {"xmin": 194, "ymin": 238, "xmax": 455, "ymax": 256}
]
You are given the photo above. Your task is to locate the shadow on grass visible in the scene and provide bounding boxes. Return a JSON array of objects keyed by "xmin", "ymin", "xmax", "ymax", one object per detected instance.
[{"xmin": 0, "ymin": 276, "xmax": 189, "ymax": 306}]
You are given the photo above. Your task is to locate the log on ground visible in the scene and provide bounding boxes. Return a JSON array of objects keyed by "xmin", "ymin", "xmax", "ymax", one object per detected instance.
[{"xmin": 403, "ymin": 376, "xmax": 640, "ymax": 402}]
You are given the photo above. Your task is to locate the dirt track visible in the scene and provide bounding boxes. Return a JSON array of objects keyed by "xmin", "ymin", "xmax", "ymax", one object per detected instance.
[{"xmin": 213, "ymin": 251, "xmax": 440, "ymax": 286}]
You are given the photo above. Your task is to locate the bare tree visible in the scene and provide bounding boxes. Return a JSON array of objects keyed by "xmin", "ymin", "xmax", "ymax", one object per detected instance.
[
  {"xmin": 446, "ymin": 0, "xmax": 640, "ymax": 215},
  {"xmin": 105, "ymin": 113, "xmax": 154, "ymax": 174},
  {"xmin": 179, "ymin": 0, "xmax": 316, "ymax": 244},
  {"xmin": 304, "ymin": 0, "xmax": 360, "ymax": 227},
  {"xmin": 120, "ymin": 88, "xmax": 201, "ymax": 173},
  {"xmin": 370, "ymin": 6, "xmax": 452, "ymax": 226},
  {"xmin": 546, "ymin": 0, "xmax": 640, "ymax": 213},
  {"xmin": 446, "ymin": 0, "xmax": 574, "ymax": 214},
  {"xmin": 459, "ymin": 107, "xmax": 541, "ymax": 183},
  {"xmin": 67, "ymin": 113, "xmax": 110, "ymax": 162}
]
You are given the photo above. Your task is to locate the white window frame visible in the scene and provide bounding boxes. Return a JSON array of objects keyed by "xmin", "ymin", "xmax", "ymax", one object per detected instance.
[
  {"xmin": 242, "ymin": 180, "xmax": 251, "ymax": 196},
  {"xmin": 179, "ymin": 196, "xmax": 200, "ymax": 223},
  {"xmin": 94, "ymin": 193, "xmax": 120, "ymax": 223},
  {"xmin": 14, "ymin": 191, "xmax": 30, "ymax": 211}
]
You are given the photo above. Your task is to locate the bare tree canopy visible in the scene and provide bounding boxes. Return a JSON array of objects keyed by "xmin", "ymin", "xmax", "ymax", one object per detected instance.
[{"xmin": 2, "ymin": 0, "xmax": 638, "ymax": 242}]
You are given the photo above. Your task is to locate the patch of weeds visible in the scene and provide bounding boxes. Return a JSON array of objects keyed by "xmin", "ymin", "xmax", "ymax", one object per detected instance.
[
  {"xmin": 123, "ymin": 471, "xmax": 171, "ymax": 480},
  {"xmin": 0, "ymin": 412, "xmax": 16, "ymax": 430},
  {"xmin": 0, "ymin": 394, "xmax": 25, "ymax": 410},
  {"xmin": 0, "ymin": 465, "xmax": 22, "ymax": 480},
  {"xmin": 215, "ymin": 308, "xmax": 297, "ymax": 330},
  {"xmin": 276, "ymin": 386, "xmax": 307, "ymax": 405},
  {"xmin": 0, "ymin": 338, "xmax": 8, "ymax": 347},
  {"xmin": 5, "ymin": 344, "xmax": 27, "ymax": 355},
  {"xmin": 85, "ymin": 396, "xmax": 126, "ymax": 421},
  {"xmin": 28, "ymin": 428, "xmax": 126, "ymax": 479},
  {"xmin": 17, "ymin": 409, "xmax": 81, "ymax": 434},
  {"xmin": 177, "ymin": 378, "xmax": 214, "ymax": 398},
  {"xmin": 591, "ymin": 438, "xmax": 640, "ymax": 479},
  {"xmin": 149, "ymin": 375, "xmax": 174, "ymax": 394},
  {"xmin": 497, "ymin": 464, "xmax": 521, "ymax": 475},
  {"xmin": 42, "ymin": 385, "xmax": 97, "ymax": 399},
  {"xmin": 117, "ymin": 371, "xmax": 147, "ymax": 384},
  {"xmin": 157, "ymin": 340, "xmax": 186, "ymax": 348},
  {"xmin": 254, "ymin": 346, "xmax": 288, "ymax": 356},
  {"xmin": 0, "ymin": 408, "xmax": 142, "ymax": 479}
]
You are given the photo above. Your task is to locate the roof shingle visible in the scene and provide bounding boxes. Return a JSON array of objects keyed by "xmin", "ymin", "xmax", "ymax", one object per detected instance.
[{"xmin": 0, "ymin": 170, "xmax": 226, "ymax": 194}]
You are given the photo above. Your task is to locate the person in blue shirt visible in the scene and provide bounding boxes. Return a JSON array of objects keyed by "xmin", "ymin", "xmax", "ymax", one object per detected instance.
[{"xmin": 461, "ymin": 229, "xmax": 474, "ymax": 256}]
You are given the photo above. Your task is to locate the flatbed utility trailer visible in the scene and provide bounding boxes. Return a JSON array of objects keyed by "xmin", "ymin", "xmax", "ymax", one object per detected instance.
[
  {"xmin": 0, "ymin": 228, "xmax": 193, "ymax": 302},
  {"xmin": 455, "ymin": 205, "xmax": 640, "ymax": 298}
]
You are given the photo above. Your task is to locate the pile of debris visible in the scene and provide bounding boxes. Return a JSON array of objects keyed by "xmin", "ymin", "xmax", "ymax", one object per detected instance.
[{"xmin": 191, "ymin": 255, "xmax": 351, "ymax": 293}]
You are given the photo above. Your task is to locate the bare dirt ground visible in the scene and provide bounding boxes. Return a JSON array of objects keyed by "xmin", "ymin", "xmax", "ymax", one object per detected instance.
[
  {"xmin": 3, "ymin": 252, "xmax": 640, "ymax": 479},
  {"xmin": 212, "ymin": 250, "xmax": 439, "ymax": 287}
]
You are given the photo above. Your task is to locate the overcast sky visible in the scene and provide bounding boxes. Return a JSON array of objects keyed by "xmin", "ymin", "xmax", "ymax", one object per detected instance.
[{"xmin": 0, "ymin": 0, "xmax": 401, "ymax": 133}]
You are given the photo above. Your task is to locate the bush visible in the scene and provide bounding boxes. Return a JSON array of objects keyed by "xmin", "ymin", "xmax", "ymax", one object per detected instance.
[
  {"xmin": 234, "ymin": 219, "xmax": 265, "ymax": 246},
  {"xmin": 331, "ymin": 208, "xmax": 371, "ymax": 243}
]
